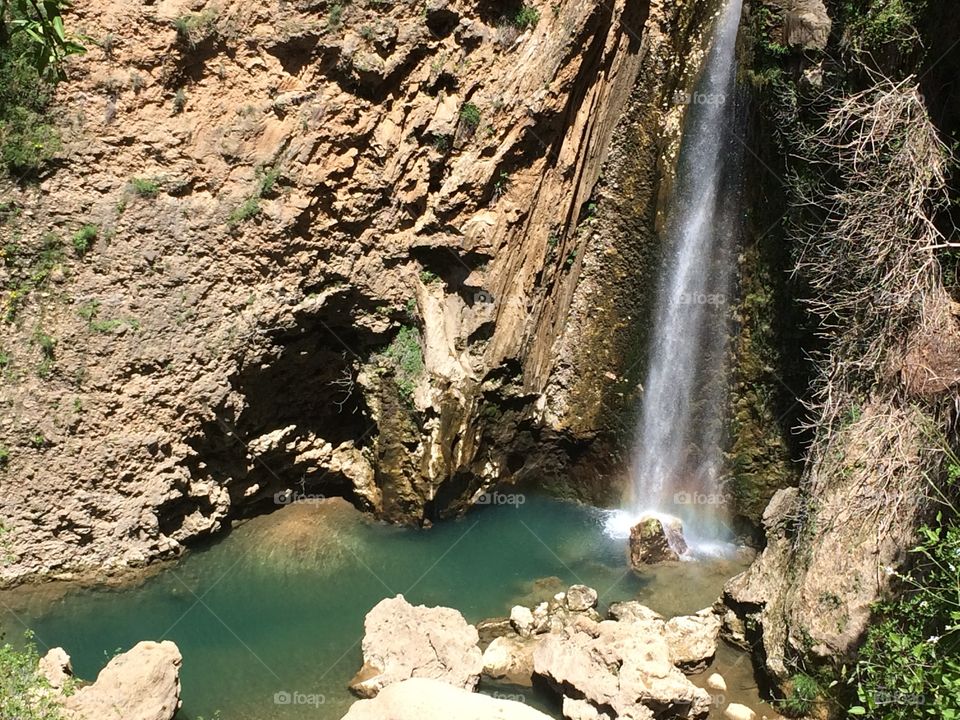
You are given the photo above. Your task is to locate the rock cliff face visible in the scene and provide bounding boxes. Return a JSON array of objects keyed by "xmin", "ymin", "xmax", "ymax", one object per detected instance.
[{"xmin": 0, "ymin": 0, "xmax": 718, "ymax": 583}]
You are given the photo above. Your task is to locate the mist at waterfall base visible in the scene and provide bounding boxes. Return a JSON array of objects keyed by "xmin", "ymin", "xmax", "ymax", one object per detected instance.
[{"xmin": 607, "ymin": 0, "xmax": 746, "ymax": 556}]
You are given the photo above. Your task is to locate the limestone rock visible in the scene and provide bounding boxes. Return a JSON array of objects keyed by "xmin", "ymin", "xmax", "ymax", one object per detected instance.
[
  {"xmin": 663, "ymin": 608, "xmax": 722, "ymax": 673},
  {"xmin": 341, "ymin": 677, "xmax": 554, "ymax": 720},
  {"xmin": 723, "ymin": 703, "xmax": 757, "ymax": 720},
  {"xmin": 349, "ymin": 595, "xmax": 482, "ymax": 698},
  {"xmin": 781, "ymin": 0, "xmax": 831, "ymax": 50},
  {"xmin": 38, "ymin": 647, "xmax": 72, "ymax": 690},
  {"xmin": 481, "ymin": 635, "xmax": 536, "ymax": 686},
  {"xmin": 562, "ymin": 696, "xmax": 620, "ymax": 720},
  {"xmin": 564, "ymin": 584, "xmax": 598, "ymax": 612},
  {"xmin": 510, "ymin": 605, "xmax": 536, "ymax": 637},
  {"xmin": 706, "ymin": 673, "xmax": 727, "ymax": 692},
  {"xmin": 533, "ymin": 618, "xmax": 711, "ymax": 720},
  {"xmin": 63, "ymin": 641, "xmax": 182, "ymax": 720},
  {"xmin": 629, "ymin": 515, "xmax": 688, "ymax": 566}
]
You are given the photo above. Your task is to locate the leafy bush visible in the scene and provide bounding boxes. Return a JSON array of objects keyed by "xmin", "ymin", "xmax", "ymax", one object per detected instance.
[
  {"xmin": 71, "ymin": 224, "xmax": 97, "ymax": 256},
  {"xmin": 780, "ymin": 673, "xmax": 821, "ymax": 716},
  {"xmin": 0, "ymin": 43, "xmax": 59, "ymax": 177},
  {"xmin": 129, "ymin": 177, "xmax": 159, "ymax": 198},
  {"xmin": 848, "ymin": 505, "xmax": 960, "ymax": 718},
  {"xmin": 0, "ymin": 445, "xmax": 9, "ymax": 467},
  {"xmin": 0, "ymin": 632, "xmax": 64, "ymax": 719},
  {"xmin": 227, "ymin": 197, "xmax": 261, "ymax": 229},
  {"xmin": 459, "ymin": 102, "xmax": 481, "ymax": 131},
  {"xmin": 382, "ymin": 325, "xmax": 423, "ymax": 401},
  {"xmin": 514, "ymin": 5, "xmax": 541, "ymax": 30}
]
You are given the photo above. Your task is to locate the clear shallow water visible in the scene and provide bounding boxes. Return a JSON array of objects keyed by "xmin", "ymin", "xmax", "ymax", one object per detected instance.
[{"xmin": 0, "ymin": 496, "xmax": 755, "ymax": 719}]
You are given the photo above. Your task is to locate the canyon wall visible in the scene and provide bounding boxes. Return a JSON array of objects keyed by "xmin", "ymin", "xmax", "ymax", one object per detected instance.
[{"xmin": 0, "ymin": 0, "xmax": 718, "ymax": 584}]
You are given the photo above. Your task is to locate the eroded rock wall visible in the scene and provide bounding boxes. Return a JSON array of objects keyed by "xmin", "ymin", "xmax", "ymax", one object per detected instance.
[{"xmin": 0, "ymin": 0, "xmax": 715, "ymax": 583}]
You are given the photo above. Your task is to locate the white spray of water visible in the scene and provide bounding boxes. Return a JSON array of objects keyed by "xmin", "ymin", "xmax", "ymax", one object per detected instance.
[{"xmin": 612, "ymin": 0, "xmax": 745, "ymax": 553}]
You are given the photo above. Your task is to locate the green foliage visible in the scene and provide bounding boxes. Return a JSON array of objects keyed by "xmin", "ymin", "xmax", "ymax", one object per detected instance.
[
  {"xmin": 382, "ymin": 325, "xmax": 423, "ymax": 401},
  {"xmin": 226, "ymin": 163, "xmax": 281, "ymax": 229},
  {"xmin": 129, "ymin": 177, "xmax": 160, "ymax": 198},
  {"xmin": 839, "ymin": 0, "xmax": 925, "ymax": 51},
  {"xmin": 0, "ymin": 631, "xmax": 64, "ymax": 719},
  {"xmin": 780, "ymin": 673, "xmax": 821, "ymax": 716},
  {"xmin": 71, "ymin": 224, "xmax": 97, "ymax": 256},
  {"xmin": 459, "ymin": 102, "xmax": 481, "ymax": 130},
  {"xmin": 418, "ymin": 269, "xmax": 438, "ymax": 284},
  {"xmin": 848, "ymin": 511, "xmax": 960, "ymax": 718},
  {"xmin": 0, "ymin": 445, "xmax": 8, "ymax": 467},
  {"xmin": 33, "ymin": 327, "xmax": 54, "ymax": 357},
  {"xmin": 513, "ymin": 5, "xmax": 540, "ymax": 30},
  {"xmin": 173, "ymin": 8, "xmax": 220, "ymax": 49},
  {"xmin": 328, "ymin": 3, "xmax": 344, "ymax": 29},
  {"xmin": 0, "ymin": 0, "xmax": 86, "ymax": 80},
  {"xmin": 227, "ymin": 196, "xmax": 261, "ymax": 229},
  {"xmin": 0, "ymin": 37, "xmax": 59, "ymax": 177}
]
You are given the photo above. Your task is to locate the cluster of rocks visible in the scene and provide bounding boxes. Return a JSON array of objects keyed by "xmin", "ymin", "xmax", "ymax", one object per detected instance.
[
  {"xmin": 344, "ymin": 588, "xmax": 771, "ymax": 720},
  {"xmin": 37, "ymin": 641, "xmax": 182, "ymax": 720}
]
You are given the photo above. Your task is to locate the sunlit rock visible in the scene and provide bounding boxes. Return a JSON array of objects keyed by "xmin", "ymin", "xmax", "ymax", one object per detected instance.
[
  {"xmin": 349, "ymin": 595, "xmax": 482, "ymax": 698},
  {"xmin": 629, "ymin": 514, "xmax": 688, "ymax": 566},
  {"xmin": 63, "ymin": 641, "xmax": 182, "ymax": 720},
  {"xmin": 341, "ymin": 677, "xmax": 553, "ymax": 720}
]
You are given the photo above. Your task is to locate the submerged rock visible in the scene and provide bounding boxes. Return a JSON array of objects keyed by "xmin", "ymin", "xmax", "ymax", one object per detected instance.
[
  {"xmin": 723, "ymin": 703, "xmax": 757, "ymax": 720},
  {"xmin": 63, "ymin": 640, "xmax": 182, "ymax": 720},
  {"xmin": 349, "ymin": 594, "xmax": 483, "ymax": 698},
  {"xmin": 564, "ymin": 584, "xmax": 598, "ymax": 612},
  {"xmin": 629, "ymin": 515, "xmax": 688, "ymax": 566},
  {"xmin": 481, "ymin": 635, "xmax": 536, "ymax": 686},
  {"xmin": 341, "ymin": 677, "xmax": 553, "ymax": 720}
]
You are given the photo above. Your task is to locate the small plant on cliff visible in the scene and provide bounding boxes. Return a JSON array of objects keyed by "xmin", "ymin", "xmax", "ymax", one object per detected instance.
[
  {"xmin": 0, "ymin": 445, "xmax": 9, "ymax": 467},
  {"xmin": 71, "ymin": 224, "xmax": 97, "ymax": 257},
  {"xmin": 0, "ymin": 631, "xmax": 64, "ymax": 719},
  {"xmin": 130, "ymin": 177, "xmax": 160, "ymax": 198},
  {"xmin": 173, "ymin": 8, "xmax": 220, "ymax": 49},
  {"xmin": 382, "ymin": 325, "xmax": 423, "ymax": 401},
  {"xmin": 779, "ymin": 673, "xmax": 821, "ymax": 716},
  {"xmin": 513, "ymin": 5, "xmax": 541, "ymax": 30},
  {"xmin": 459, "ymin": 102, "xmax": 481, "ymax": 130}
]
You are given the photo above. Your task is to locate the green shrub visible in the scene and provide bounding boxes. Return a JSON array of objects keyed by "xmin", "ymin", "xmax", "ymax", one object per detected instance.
[
  {"xmin": 848, "ymin": 509, "xmax": 960, "ymax": 718},
  {"xmin": 328, "ymin": 3, "xmax": 345, "ymax": 29},
  {"xmin": 173, "ymin": 9, "xmax": 220, "ymax": 48},
  {"xmin": 459, "ymin": 102, "xmax": 481, "ymax": 130},
  {"xmin": 227, "ymin": 197, "xmax": 261, "ymax": 229},
  {"xmin": 382, "ymin": 325, "xmax": 423, "ymax": 401},
  {"xmin": 419, "ymin": 269, "xmax": 439, "ymax": 284},
  {"xmin": 514, "ymin": 5, "xmax": 541, "ymax": 30},
  {"xmin": 0, "ymin": 632, "xmax": 63, "ymax": 719},
  {"xmin": 0, "ymin": 46, "xmax": 60, "ymax": 177},
  {"xmin": 72, "ymin": 224, "xmax": 98, "ymax": 256},
  {"xmin": 130, "ymin": 177, "xmax": 160, "ymax": 198},
  {"xmin": 780, "ymin": 673, "xmax": 820, "ymax": 716},
  {"xmin": 0, "ymin": 445, "xmax": 9, "ymax": 467}
]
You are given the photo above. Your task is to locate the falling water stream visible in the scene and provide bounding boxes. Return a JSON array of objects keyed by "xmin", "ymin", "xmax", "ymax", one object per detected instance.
[{"xmin": 617, "ymin": 0, "xmax": 746, "ymax": 549}]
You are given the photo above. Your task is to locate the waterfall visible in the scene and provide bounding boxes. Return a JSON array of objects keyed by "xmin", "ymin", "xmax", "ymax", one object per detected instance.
[{"xmin": 620, "ymin": 0, "xmax": 746, "ymax": 549}]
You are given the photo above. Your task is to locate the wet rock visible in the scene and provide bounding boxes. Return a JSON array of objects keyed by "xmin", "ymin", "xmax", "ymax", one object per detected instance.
[
  {"xmin": 629, "ymin": 515, "xmax": 687, "ymax": 566},
  {"xmin": 781, "ymin": 0, "xmax": 831, "ymax": 50},
  {"xmin": 663, "ymin": 608, "xmax": 722, "ymax": 673},
  {"xmin": 564, "ymin": 584, "xmax": 598, "ymax": 612},
  {"xmin": 341, "ymin": 677, "xmax": 553, "ymax": 720},
  {"xmin": 38, "ymin": 647, "xmax": 72, "ymax": 690},
  {"xmin": 723, "ymin": 703, "xmax": 757, "ymax": 720},
  {"xmin": 349, "ymin": 595, "xmax": 483, "ymax": 698},
  {"xmin": 533, "ymin": 618, "xmax": 711, "ymax": 719},
  {"xmin": 481, "ymin": 635, "xmax": 536, "ymax": 686},
  {"xmin": 707, "ymin": 673, "xmax": 727, "ymax": 692},
  {"xmin": 608, "ymin": 600, "xmax": 664, "ymax": 624},
  {"xmin": 476, "ymin": 616, "xmax": 514, "ymax": 645},
  {"xmin": 63, "ymin": 641, "xmax": 182, "ymax": 720}
]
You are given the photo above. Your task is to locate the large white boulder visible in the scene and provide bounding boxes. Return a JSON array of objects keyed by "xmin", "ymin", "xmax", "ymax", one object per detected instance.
[
  {"xmin": 341, "ymin": 677, "xmax": 554, "ymax": 720},
  {"xmin": 349, "ymin": 594, "xmax": 483, "ymax": 698},
  {"xmin": 63, "ymin": 641, "xmax": 182, "ymax": 720}
]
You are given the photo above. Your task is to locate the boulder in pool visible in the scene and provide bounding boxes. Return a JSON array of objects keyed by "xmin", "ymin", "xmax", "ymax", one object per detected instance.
[
  {"xmin": 63, "ymin": 640, "xmax": 182, "ymax": 720},
  {"xmin": 341, "ymin": 677, "xmax": 553, "ymax": 719},
  {"xmin": 663, "ymin": 608, "xmax": 722, "ymax": 673},
  {"xmin": 349, "ymin": 594, "xmax": 483, "ymax": 698},
  {"xmin": 533, "ymin": 616, "xmax": 711, "ymax": 719},
  {"xmin": 629, "ymin": 514, "xmax": 688, "ymax": 566}
]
